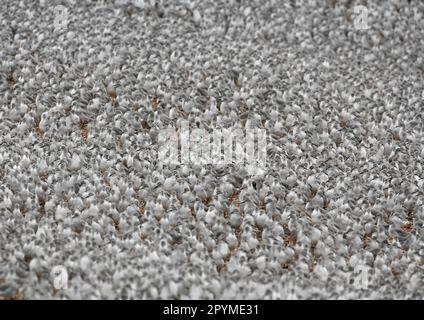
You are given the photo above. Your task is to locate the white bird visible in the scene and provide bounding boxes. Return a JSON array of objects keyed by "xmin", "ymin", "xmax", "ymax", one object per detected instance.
[
  {"xmin": 69, "ymin": 154, "xmax": 82, "ymax": 171},
  {"xmin": 311, "ymin": 209, "xmax": 321, "ymax": 223},
  {"xmin": 55, "ymin": 205, "xmax": 69, "ymax": 220},
  {"xmin": 256, "ymin": 256, "xmax": 266, "ymax": 270},
  {"xmin": 204, "ymin": 210, "xmax": 216, "ymax": 225},
  {"xmin": 226, "ymin": 234, "xmax": 238, "ymax": 250},
  {"xmin": 247, "ymin": 236, "xmax": 258, "ymax": 250}
]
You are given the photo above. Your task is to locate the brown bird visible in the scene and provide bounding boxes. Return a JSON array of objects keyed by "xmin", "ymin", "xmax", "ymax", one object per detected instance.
[{"xmin": 102, "ymin": 80, "xmax": 117, "ymax": 106}]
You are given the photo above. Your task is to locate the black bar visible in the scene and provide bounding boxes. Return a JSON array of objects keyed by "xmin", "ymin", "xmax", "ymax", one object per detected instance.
[{"xmin": 1, "ymin": 300, "xmax": 422, "ymax": 319}]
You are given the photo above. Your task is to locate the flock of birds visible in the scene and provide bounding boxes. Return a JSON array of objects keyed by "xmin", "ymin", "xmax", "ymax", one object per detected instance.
[{"xmin": 0, "ymin": 0, "xmax": 423, "ymax": 299}]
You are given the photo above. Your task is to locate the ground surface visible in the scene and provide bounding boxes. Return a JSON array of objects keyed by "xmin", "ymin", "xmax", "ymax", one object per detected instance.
[{"xmin": 0, "ymin": 0, "xmax": 423, "ymax": 299}]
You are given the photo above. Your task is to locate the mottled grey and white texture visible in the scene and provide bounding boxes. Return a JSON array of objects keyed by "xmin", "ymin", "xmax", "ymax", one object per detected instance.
[{"xmin": 0, "ymin": 0, "xmax": 423, "ymax": 299}]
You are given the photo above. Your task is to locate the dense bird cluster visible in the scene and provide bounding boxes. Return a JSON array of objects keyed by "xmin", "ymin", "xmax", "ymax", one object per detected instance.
[{"xmin": 0, "ymin": 0, "xmax": 423, "ymax": 299}]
